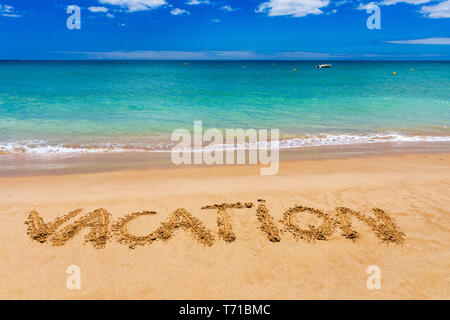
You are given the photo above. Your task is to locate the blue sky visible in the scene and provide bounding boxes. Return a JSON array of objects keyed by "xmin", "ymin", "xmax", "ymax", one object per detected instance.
[{"xmin": 1, "ymin": 0, "xmax": 449, "ymax": 60}]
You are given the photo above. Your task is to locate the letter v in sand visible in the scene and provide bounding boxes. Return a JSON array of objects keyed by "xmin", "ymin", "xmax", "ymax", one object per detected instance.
[{"xmin": 25, "ymin": 209, "xmax": 111, "ymax": 249}]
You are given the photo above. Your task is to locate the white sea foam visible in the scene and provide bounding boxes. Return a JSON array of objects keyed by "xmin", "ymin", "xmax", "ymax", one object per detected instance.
[{"xmin": 0, "ymin": 133, "xmax": 449, "ymax": 154}]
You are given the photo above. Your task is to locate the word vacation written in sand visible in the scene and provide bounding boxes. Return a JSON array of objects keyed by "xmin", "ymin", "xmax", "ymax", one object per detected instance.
[
  {"xmin": 25, "ymin": 200, "xmax": 406, "ymax": 249},
  {"xmin": 25, "ymin": 199, "xmax": 405, "ymax": 249}
]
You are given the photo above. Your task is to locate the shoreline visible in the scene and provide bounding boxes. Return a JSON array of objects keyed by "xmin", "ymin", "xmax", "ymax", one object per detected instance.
[{"xmin": 0, "ymin": 141, "xmax": 449, "ymax": 177}]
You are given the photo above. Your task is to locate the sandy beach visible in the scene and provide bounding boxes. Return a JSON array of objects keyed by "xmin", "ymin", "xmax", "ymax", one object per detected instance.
[{"xmin": 0, "ymin": 152, "xmax": 449, "ymax": 299}]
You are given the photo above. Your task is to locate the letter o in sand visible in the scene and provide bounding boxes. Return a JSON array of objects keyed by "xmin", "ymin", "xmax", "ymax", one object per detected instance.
[{"xmin": 281, "ymin": 206, "xmax": 334, "ymax": 241}]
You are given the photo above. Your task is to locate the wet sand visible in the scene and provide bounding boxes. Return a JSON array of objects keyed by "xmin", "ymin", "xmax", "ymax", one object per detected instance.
[{"xmin": 0, "ymin": 141, "xmax": 448, "ymax": 177}]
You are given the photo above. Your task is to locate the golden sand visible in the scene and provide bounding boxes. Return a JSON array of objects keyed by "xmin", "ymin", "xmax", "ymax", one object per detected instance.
[{"xmin": 0, "ymin": 153, "xmax": 449, "ymax": 299}]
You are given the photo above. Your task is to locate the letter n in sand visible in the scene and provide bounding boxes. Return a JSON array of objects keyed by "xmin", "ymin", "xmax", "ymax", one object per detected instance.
[{"xmin": 334, "ymin": 207, "xmax": 405, "ymax": 244}]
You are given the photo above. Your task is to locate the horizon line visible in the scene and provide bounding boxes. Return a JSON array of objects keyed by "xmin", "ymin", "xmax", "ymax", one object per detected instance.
[{"xmin": 1, "ymin": 59, "xmax": 450, "ymax": 62}]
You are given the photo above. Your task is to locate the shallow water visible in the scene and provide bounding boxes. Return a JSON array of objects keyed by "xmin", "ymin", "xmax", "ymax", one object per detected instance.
[{"xmin": 0, "ymin": 60, "xmax": 449, "ymax": 154}]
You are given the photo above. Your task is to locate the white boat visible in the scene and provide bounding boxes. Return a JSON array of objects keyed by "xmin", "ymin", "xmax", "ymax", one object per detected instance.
[{"xmin": 316, "ymin": 64, "xmax": 332, "ymax": 69}]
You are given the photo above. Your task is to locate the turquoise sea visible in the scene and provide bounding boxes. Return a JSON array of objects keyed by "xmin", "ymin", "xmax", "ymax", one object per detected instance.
[{"xmin": 0, "ymin": 61, "xmax": 449, "ymax": 154}]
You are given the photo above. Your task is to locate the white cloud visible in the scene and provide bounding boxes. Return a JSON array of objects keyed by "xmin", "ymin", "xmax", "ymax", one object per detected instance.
[
  {"xmin": 386, "ymin": 37, "xmax": 450, "ymax": 44},
  {"xmin": 380, "ymin": 0, "xmax": 433, "ymax": 5},
  {"xmin": 220, "ymin": 5, "xmax": 238, "ymax": 12},
  {"xmin": 186, "ymin": 0, "xmax": 211, "ymax": 5},
  {"xmin": 356, "ymin": 2, "xmax": 377, "ymax": 10},
  {"xmin": 170, "ymin": 8, "xmax": 190, "ymax": 15},
  {"xmin": 256, "ymin": 0, "xmax": 330, "ymax": 17},
  {"xmin": 106, "ymin": 13, "xmax": 115, "ymax": 18},
  {"xmin": 421, "ymin": 0, "xmax": 450, "ymax": 18},
  {"xmin": 357, "ymin": 0, "xmax": 449, "ymax": 19},
  {"xmin": 58, "ymin": 50, "xmax": 445, "ymax": 60},
  {"xmin": 275, "ymin": 51, "xmax": 350, "ymax": 59},
  {"xmin": 65, "ymin": 50, "xmax": 261, "ymax": 60},
  {"xmin": 211, "ymin": 18, "xmax": 221, "ymax": 22},
  {"xmin": 334, "ymin": 0, "xmax": 348, "ymax": 6},
  {"xmin": 0, "ymin": 4, "xmax": 13, "ymax": 12},
  {"xmin": 98, "ymin": 0, "xmax": 167, "ymax": 12},
  {"xmin": 1, "ymin": 13, "xmax": 20, "ymax": 17},
  {"xmin": 88, "ymin": 6, "xmax": 109, "ymax": 13},
  {"xmin": 0, "ymin": 4, "xmax": 21, "ymax": 17}
]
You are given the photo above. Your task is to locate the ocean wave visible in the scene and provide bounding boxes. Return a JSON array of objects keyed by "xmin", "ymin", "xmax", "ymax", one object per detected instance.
[
  {"xmin": 0, "ymin": 133, "xmax": 449, "ymax": 154},
  {"xmin": 0, "ymin": 141, "xmax": 172, "ymax": 154}
]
